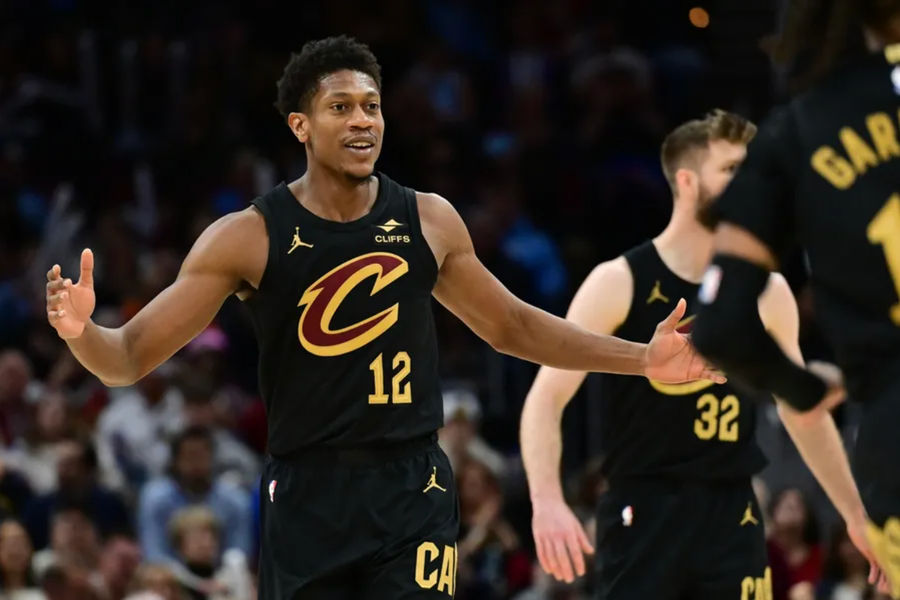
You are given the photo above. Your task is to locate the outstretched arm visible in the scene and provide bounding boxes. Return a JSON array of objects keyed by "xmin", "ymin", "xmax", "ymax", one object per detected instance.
[
  {"xmin": 46, "ymin": 209, "xmax": 266, "ymax": 386},
  {"xmin": 520, "ymin": 257, "xmax": 630, "ymax": 583},
  {"xmin": 759, "ymin": 274, "xmax": 880, "ymax": 587},
  {"xmin": 419, "ymin": 192, "xmax": 721, "ymax": 384}
]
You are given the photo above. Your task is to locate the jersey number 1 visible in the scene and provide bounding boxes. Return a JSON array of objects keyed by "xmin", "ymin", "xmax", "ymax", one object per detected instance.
[
  {"xmin": 369, "ymin": 352, "xmax": 412, "ymax": 404},
  {"xmin": 867, "ymin": 193, "xmax": 900, "ymax": 325}
]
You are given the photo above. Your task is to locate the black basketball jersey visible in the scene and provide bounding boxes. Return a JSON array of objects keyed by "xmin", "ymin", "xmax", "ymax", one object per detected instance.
[
  {"xmin": 597, "ymin": 241, "xmax": 766, "ymax": 482},
  {"xmin": 245, "ymin": 172, "xmax": 442, "ymax": 455},
  {"xmin": 715, "ymin": 45, "xmax": 900, "ymax": 401}
]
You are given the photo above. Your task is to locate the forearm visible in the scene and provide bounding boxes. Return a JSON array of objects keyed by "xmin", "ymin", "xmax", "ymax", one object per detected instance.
[
  {"xmin": 500, "ymin": 302, "xmax": 646, "ymax": 375},
  {"xmin": 521, "ymin": 393, "xmax": 566, "ymax": 503},
  {"xmin": 778, "ymin": 403, "xmax": 865, "ymax": 524},
  {"xmin": 65, "ymin": 321, "xmax": 138, "ymax": 387}
]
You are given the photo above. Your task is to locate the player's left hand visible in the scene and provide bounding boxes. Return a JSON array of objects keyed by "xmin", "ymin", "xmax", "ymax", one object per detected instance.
[
  {"xmin": 846, "ymin": 518, "xmax": 891, "ymax": 594},
  {"xmin": 644, "ymin": 298, "xmax": 727, "ymax": 384}
]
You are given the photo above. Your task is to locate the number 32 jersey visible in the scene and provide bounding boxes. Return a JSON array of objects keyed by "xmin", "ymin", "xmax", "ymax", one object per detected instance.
[
  {"xmin": 245, "ymin": 173, "xmax": 442, "ymax": 456},
  {"xmin": 597, "ymin": 241, "xmax": 767, "ymax": 482}
]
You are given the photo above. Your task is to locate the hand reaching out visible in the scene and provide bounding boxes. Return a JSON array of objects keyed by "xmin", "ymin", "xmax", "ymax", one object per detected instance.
[{"xmin": 46, "ymin": 249, "xmax": 96, "ymax": 339}]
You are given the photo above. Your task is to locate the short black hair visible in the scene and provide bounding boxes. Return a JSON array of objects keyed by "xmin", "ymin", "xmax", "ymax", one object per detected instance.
[
  {"xmin": 170, "ymin": 425, "xmax": 214, "ymax": 461},
  {"xmin": 274, "ymin": 35, "xmax": 382, "ymax": 120}
]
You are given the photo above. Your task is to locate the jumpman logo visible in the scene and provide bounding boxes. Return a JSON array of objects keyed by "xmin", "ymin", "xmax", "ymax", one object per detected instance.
[
  {"xmin": 646, "ymin": 280, "xmax": 670, "ymax": 305},
  {"xmin": 288, "ymin": 227, "xmax": 314, "ymax": 254},
  {"xmin": 740, "ymin": 502, "xmax": 759, "ymax": 527},
  {"xmin": 422, "ymin": 466, "xmax": 447, "ymax": 494}
]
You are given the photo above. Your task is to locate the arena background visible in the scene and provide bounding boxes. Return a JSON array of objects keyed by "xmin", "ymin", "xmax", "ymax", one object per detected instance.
[{"xmin": 0, "ymin": 1, "xmax": 878, "ymax": 598}]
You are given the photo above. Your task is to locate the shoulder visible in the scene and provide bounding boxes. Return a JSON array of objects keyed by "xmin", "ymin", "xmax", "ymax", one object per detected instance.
[
  {"xmin": 415, "ymin": 191, "xmax": 463, "ymax": 228},
  {"xmin": 414, "ymin": 191, "xmax": 469, "ymax": 268},
  {"xmin": 566, "ymin": 256, "xmax": 632, "ymax": 329},
  {"xmin": 192, "ymin": 208, "xmax": 266, "ymax": 256},
  {"xmin": 584, "ymin": 256, "xmax": 632, "ymax": 289},
  {"xmin": 183, "ymin": 207, "xmax": 267, "ymax": 290}
]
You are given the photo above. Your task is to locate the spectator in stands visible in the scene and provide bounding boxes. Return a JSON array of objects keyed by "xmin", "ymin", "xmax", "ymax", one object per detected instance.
[
  {"xmin": 4, "ymin": 391, "xmax": 72, "ymax": 494},
  {"xmin": 0, "ymin": 351, "xmax": 37, "ymax": 448},
  {"xmin": 179, "ymin": 386, "xmax": 259, "ymax": 489},
  {"xmin": 96, "ymin": 366, "xmax": 184, "ymax": 493},
  {"xmin": 0, "ymin": 519, "xmax": 44, "ymax": 599},
  {"xmin": 438, "ymin": 385, "xmax": 505, "ymax": 477},
  {"xmin": 817, "ymin": 523, "xmax": 870, "ymax": 600},
  {"xmin": 766, "ymin": 488, "xmax": 822, "ymax": 600},
  {"xmin": 32, "ymin": 503, "xmax": 101, "ymax": 581},
  {"xmin": 0, "ymin": 460, "xmax": 34, "ymax": 522},
  {"xmin": 138, "ymin": 427, "xmax": 251, "ymax": 562},
  {"xmin": 91, "ymin": 534, "xmax": 142, "ymax": 600},
  {"xmin": 23, "ymin": 438, "xmax": 130, "ymax": 550},
  {"xmin": 167, "ymin": 506, "xmax": 252, "ymax": 600},
  {"xmin": 456, "ymin": 459, "xmax": 530, "ymax": 600},
  {"xmin": 124, "ymin": 564, "xmax": 181, "ymax": 600}
]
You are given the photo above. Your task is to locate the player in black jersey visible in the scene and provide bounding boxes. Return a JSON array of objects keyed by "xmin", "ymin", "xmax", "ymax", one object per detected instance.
[
  {"xmin": 44, "ymin": 37, "xmax": 723, "ymax": 599},
  {"xmin": 522, "ymin": 111, "xmax": 869, "ymax": 599},
  {"xmin": 692, "ymin": 0, "xmax": 900, "ymax": 596}
]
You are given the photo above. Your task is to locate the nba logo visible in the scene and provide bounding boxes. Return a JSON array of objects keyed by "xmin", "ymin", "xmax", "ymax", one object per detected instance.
[
  {"xmin": 621, "ymin": 505, "xmax": 634, "ymax": 527},
  {"xmin": 268, "ymin": 479, "xmax": 277, "ymax": 503}
]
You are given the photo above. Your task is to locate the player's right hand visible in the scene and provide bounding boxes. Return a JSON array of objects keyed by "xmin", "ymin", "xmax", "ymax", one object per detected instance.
[
  {"xmin": 532, "ymin": 498, "xmax": 594, "ymax": 583},
  {"xmin": 46, "ymin": 248, "xmax": 96, "ymax": 339}
]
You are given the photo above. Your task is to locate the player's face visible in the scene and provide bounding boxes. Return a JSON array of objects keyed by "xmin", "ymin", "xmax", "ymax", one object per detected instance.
[
  {"xmin": 301, "ymin": 70, "xmax": 384, "ymax": 182},
  {"xmin": 696, "ymin": 139, "xmax": 747, "ymax": 230}
]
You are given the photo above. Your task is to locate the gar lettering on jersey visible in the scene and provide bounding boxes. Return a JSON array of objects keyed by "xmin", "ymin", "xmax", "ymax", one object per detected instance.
[
  {"xmin": 244, "ymin": 172, "xmax": 442, "ymax": 455},
  {"xmin": 597, "ymin": 241, "xmax": 767, "ymax": 482},
  {"xmin": 715, "ymin": 45, "xmax": 900, "ymax": 400}
]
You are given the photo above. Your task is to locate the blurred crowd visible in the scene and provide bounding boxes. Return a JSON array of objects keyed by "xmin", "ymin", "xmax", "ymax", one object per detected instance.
[{"xmin": 0, "ymin": 0, "xmax": 884, "ymax": 598}]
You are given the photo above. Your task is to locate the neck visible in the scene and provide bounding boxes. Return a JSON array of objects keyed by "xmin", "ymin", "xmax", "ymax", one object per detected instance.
[
  {"xmin": 293, "ymin": 162, "xmax": 377, "ymax": 222},
  {"xmin": 652, "ymin": 202, "xmax": 714, "ymax": 284}
]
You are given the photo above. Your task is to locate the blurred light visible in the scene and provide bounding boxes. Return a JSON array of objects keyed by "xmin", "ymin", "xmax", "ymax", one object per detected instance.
[{"xmin": 689, "ymin": 7, "xmax": 710, "ymax": 28}]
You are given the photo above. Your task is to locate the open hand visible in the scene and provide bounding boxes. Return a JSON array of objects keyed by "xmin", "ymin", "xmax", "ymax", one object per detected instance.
[
  {"xmin": 645, "ymin": 298, "xmax": 726, "ymax": 384},
  {"xmin": 46, "ymin": 249, "xmax": 96, "ymax": 339},
  {"xmin": 532, "ymin": 498, "xmax": 594, "ymax": 583}
]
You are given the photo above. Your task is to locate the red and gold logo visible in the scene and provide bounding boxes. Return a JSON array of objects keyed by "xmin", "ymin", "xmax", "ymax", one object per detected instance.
[
  {"xmin": 298, "ymin": 252, "xmax": 409, "ymax": 357},
  {"xmin": 648, "ymin": 315, "xmax": 716, "ymax": 395}
]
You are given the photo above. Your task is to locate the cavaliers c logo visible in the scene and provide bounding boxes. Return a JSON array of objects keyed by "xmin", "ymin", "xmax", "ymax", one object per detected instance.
[
  {"xmin": 648, "ymin": 315, "xmax": 716, "ymax": 395},
  {"xmin": 298, "ymin": 252, "xmax": 409, "ymax": 357}
]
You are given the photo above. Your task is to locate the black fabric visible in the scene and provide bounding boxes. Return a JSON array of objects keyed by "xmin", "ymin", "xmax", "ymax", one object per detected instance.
[
  {"xmin": 593, "ymin": 479, "xmax": 769, "ymax": 600},
  {"xmin": 713, "ymin": 46, "xmax": 900, "ymax": 399},
  {"xmin": 693, "ymin": 254, "xmax": 827, "ymax": 412},
  {"xmin": 258, "ymin": 443, "xmax": 459, "ymax": 599},
  {"xmin": 596, "ymin": 241, "xmax": 766, "ymax": 482},
  {"xmin": 245, "ymin": 172, "xmax": 442, "ymax": 454}
]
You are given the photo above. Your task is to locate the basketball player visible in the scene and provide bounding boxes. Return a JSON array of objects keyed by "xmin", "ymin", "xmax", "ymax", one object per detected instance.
[
  {"xmin": 44, "ymin": 37, "xmax": 721, "ymax": 599},
  {"xmin": 692, "ymin": 1, "xmax": 900, "ymax": 596},
  {"xmin": 521, "ymin": 111, "xmax": 872, "ymax": 599}
]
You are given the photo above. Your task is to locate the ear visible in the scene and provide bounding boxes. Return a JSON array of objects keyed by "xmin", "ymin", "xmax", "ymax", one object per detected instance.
[
  {"xmin": 288, "ymin": 112, "xmax": 310, "ymax": 143},
  {"xmin": 674, "ymin": 167, "xmax": 698, "ymax": 199}
]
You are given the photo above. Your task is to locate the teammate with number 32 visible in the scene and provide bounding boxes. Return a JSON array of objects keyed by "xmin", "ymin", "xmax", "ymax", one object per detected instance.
[
  {"xmin": 44, "ymin": 37, "xmax": 721, "ymax": 599},
  {"xmin": 520, "ymin": 111, "xmax": 851, "ymax": 600},
  {"xmin": 693, "ymin": 1, "xmax": 900, "ymax": 596}
]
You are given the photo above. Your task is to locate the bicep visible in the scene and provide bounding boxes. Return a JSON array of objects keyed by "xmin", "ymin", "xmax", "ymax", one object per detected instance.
[
  {"xmin": 759, "ymin": 274, "xmax": 804, "ymax": 365},
  {"xmin": 121, "ymin": 212, "xmax": 260, "ymax": 378}
]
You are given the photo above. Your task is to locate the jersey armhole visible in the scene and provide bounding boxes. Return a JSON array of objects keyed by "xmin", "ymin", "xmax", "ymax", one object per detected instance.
[
  {"xmin": 406, "ymin": 189, "xmax": 440, "ymax": 283},
  {"xmin": 249, "ymin": 198, "xmax": 280, "ymax": 295},
  {"xmin": 612, "ymin": 256, "xmax": 636, "ymax": 337}
]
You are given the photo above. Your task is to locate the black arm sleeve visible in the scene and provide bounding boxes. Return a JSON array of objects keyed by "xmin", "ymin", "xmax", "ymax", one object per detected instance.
[{"xmin": 693, "ymin": 255, "xmax": 827, "ymax": 412}]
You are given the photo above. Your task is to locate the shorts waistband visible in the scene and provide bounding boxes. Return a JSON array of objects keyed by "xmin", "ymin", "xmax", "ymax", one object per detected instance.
[{"xmin": 270, "ymin": 433, "xmax": 438, "ymax": 467}]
